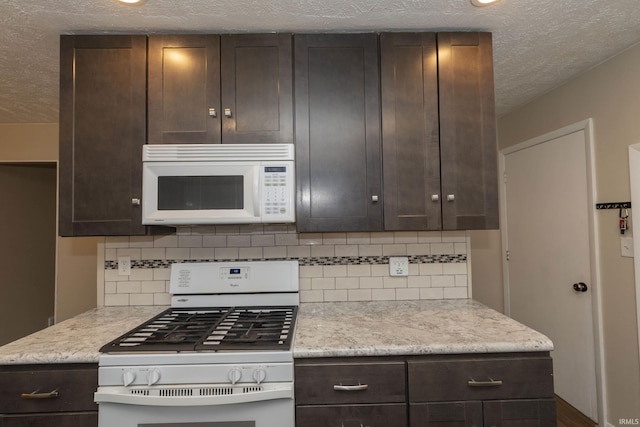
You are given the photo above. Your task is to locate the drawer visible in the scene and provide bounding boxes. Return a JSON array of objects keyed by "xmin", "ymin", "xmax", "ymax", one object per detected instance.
[
  {"xmin": 0, "ymin": 364, "xmax": 98, "ymax": 414},
  {"xmin": 295, "ymin": 361, "xmax": 405, "ymax": 405},
  {"xmin": 297, "ymin": 403, "xmax": 407, "ymax": 427},
  {"xmin": 408, "ymin": 355, "xmax": 554, "ymax": 402}
]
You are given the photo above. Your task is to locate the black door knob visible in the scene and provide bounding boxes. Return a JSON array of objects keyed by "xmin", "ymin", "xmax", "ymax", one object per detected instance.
[{"xmin": 573, "ymin": 282, "xmax": 588, "ymax": 292}]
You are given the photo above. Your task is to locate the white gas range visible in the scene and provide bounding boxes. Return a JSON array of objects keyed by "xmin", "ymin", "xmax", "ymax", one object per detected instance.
[{"xmin": 95, "ymin": 260, "xmax": 299, "ymax": 427}]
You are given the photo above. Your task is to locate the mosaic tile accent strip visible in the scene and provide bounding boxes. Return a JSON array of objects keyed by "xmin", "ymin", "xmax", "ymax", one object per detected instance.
[{"xmin": 104, "ymin": 254, "xmax": 467, "ymax": 270}]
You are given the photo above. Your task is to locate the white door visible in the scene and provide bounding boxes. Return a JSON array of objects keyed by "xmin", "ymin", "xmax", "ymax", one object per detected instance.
[{"xmin": 502, "ymin": 127, "xmax": 598, "ymax": 421}]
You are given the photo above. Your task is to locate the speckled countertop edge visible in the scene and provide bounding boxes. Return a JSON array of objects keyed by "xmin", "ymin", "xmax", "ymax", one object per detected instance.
[{"xmin": 0, "ymin": 300, "xmax": 553, "ymax": 365}]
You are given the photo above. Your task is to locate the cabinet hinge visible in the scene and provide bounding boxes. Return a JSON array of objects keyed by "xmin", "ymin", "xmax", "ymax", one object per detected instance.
[
  {"xmin": 503, "ymin": 172, "xmax": 507, "ymax": 184},
  {"xmin": 506, "ymin": 250, "xmax": 510, "ymax": 261}
]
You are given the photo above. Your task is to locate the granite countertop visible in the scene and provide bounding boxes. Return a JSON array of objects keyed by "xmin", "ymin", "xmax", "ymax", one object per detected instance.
[
  {"xmin": 293, "ymin": 299, "xmax": 553, "ymax": 358},
  {"xmin": 0, "ymin": 300, "xmax": 552, "ymax": 365},
  {"xmin": 0, "ymin": 306, "xmax": 167, "ymax": 365}
]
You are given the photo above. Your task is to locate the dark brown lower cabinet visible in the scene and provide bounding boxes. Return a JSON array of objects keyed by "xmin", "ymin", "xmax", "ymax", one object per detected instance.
[
  {"xmin": 295, "ymin": 353, "xmax": 556, "ymax": 427},
  {"xmin": 407, "ymin": 353, "xmax": 557, "ymax": 427},
  {"xmin": 410, "ymin": 399, "xmax": 557, "ymax": 427},
  {"xmin": 297, "ymin": 404, "xmax": 407, "ymax": 427},
  {"xmin": 0, "ymin": 364, "xmax": 98, "ymax": 427},
  {"xmin": 295, "ymin": 358, "xmax": 407, "ymax": 427}
]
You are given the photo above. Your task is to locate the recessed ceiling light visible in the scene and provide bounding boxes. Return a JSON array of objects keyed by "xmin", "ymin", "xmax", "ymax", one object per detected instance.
[
  {"xmin": 471, "ymin": 0, "xmax": 501, "ymax": 6},
  {"xmin": 117, "ymin": 0, "xmax": 146, "ymax": 4}
]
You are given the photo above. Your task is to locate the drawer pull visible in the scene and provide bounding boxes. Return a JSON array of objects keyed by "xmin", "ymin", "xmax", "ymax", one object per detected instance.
[
  {"xmin": 21, "ymin": 390, "xmax": 59, "ymax": 399},
  {"xmin": 333, "ymin": 384, "xmax": 369, "ymax": 391},
  {"xmin": 467, "ymin": 378, "xmax": 503, "ymax": 387}
]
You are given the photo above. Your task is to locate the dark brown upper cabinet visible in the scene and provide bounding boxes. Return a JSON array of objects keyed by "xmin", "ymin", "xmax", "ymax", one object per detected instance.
[
  {"xmin": 294, "ymin": 34, "xmax": 383, "ymax": 232},
  {"xmin": 148, "ymin": 34, "xmax": 293, "ymax": 145},
  {"xmin": 59, "ymin": 35, "xmax": 147, "ymax": 236},
  {"xmin": 438, "ymin": 32, "xmax": 499, "ymax": 230},
  {"xmin": 381, "ymin": 32, "xmax": 498, "ymax": 231},
  {"xmin": 380, "ymin": 33, "xmax": 441, "ymax": 231}
]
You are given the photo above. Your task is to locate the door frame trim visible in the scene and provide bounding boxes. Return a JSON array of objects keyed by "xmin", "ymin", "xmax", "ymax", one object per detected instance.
[
  {"xmin": 627, "ymin": 145, "xmax": 640, "ymax": 370},
  {"xmin": 498, "ymin": 118, "xmax": 606, "ymax": 424}
]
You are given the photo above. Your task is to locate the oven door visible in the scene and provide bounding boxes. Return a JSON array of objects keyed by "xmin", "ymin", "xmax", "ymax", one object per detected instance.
[{"xmin": 95, "ymin": 382, "xmax": 294, "ymax": 427}]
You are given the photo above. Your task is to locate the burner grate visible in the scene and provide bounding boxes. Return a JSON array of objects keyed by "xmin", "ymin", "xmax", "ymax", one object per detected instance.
[
  {"xmin": 100, "ymin": 306, "xmax": 297, "ymax": 353},
  {"xmin": 198, "ymin": 307, "xmax": 296, "ymax": 350}
]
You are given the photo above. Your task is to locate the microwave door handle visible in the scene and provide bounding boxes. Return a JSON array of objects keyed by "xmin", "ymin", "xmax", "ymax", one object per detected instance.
[{"xmin": 254, "ymin": 166, "xmax": 261, "ymax": 217}]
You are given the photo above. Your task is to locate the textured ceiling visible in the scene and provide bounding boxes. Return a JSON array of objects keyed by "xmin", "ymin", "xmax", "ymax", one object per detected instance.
[{"xmin": 1, "ymin": 0, "xmax": 640, "ymax": 123}]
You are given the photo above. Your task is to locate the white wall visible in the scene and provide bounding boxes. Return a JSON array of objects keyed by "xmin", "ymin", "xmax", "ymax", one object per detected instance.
[{"xmin": 487, "ymin": 43, "xmax": 640, "ymax": 423}]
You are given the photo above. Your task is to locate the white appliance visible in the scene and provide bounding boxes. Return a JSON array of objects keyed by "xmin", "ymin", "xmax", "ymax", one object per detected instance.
[
  {"xmin": 142, "ymin": 144, "xmax": 295, "ymax": 225},
  {"xmin": 95, "ymin": 260, "xmax": 299, "ymax": 427}
]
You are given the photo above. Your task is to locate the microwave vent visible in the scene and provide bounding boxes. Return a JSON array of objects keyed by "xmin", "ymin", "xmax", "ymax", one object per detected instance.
[{"xmin": 143, "ymin": 144, "xmax": 294, "ymax": 162}]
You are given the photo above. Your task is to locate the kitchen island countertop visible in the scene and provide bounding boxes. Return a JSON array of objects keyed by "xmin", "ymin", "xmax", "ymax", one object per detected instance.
[{"xmin": 0, "ymin": 299, "xmax": 552, "ymax": 365}]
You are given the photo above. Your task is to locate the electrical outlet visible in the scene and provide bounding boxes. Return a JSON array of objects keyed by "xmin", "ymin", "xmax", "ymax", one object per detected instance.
[
  {"xmin": 118, "ymin": 256, "xmax": 131, "ymax": 276},
  {"xmin": 389, "ymin": 256, "xmax": 409, "ymax": 277}
]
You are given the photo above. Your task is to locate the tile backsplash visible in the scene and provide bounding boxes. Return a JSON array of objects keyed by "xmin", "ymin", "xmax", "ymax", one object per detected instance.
[{"xmin": 97, "ymin": 225, "xmax": 472, "ymax": 306}]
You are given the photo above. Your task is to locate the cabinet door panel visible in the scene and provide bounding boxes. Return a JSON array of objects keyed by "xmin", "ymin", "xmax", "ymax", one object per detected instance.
[
  {"xmin": 410, "ymin": 402, "xmax": 482, "ymax": 427},
  {"xmin": 381, "ymin": 32, "xmax": 441, "ymax": 231},
  {"xmin": 297, "ymin": 403, "xmax": 407, "ymax": 427},
  {"xmin": 295, "ymin": 34, "xmax": 382, "ymax": 232},
  {"xmin": 483, "ymin": 399, "xmax": 557, "ymax": 427},
  {"xmin": 59, "ymin": 35, "xmax": 146, "ymax": 236},
  {"xmin": 148, "ymin": 35, "xmax": 221, "ymax": 144},
  {"xmin": 0, "ymin": 412, "xmax": 97, "ymax": 427},
  {"xmin": 438, "ymin": 32, "xmax": 498, "ymax": 230},
  {"xmin": 221, "ymin": 34, "xmax": 293, "ymax": 144}
]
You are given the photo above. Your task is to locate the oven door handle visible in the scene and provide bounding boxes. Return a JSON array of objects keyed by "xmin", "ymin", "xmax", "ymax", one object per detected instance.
[{"xmin": 94, "ymin": 384, "xmax": 293, "ymax": 407}]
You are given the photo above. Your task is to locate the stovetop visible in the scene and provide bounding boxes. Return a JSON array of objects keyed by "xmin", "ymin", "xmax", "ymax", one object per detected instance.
[{"xmin": 100, "ymin": 306, "xmax": 297, "ymax": 353}]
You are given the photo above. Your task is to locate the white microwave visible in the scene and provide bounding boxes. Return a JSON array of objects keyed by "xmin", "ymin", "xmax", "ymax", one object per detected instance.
[{"xmin": 142, "ymin": 144, "xmax": 295, "ymax": 225}]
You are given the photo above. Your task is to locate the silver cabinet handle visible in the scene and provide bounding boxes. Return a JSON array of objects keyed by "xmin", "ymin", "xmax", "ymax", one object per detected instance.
[
  {"xmin": 224, "ymin": 108, "xmax": 232, "ymax": 118},
  {"xmin": 21, "ymin": 390, "xmax": 59, "ymax": 399},
  {"xmin": 131, "ymin": 198, "xmax": 141, "ymax": 206},
  {"xmin": 371, "ymin": 195, "xmax": 379, "ymax": 202},
  {"xmin": 208, "ymin": 108, "xmax": 217, "ymax": 117},
  {"xmin": 467, "ymin": 378, "xmax": 503, "ymax": 387},
  {"xmin": 431, "ymin": 194, "xmax": 439, "ymax": 202},
  {"xmin": 333, "ymin": 384, "xmax": 369, "ymax": 391},
  {"xmin": 447, "ymin": 194, "xmax": 455, "ymax": 202}
]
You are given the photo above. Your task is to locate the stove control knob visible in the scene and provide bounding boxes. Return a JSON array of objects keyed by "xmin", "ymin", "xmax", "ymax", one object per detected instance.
[
  {"xmin": 228, "ymin": 367, "xmax": 243, "ymax": 385},
  {"xmin": 147, "ymin": 369, "xmax": 161, "ymax": 386},
  {"xmin": 122, "ymin": 369, "xmax": 136, "ymax": 387},
  {"xmin": 253, "ymin": 366, "xmax": 267, "ymax": 385}
]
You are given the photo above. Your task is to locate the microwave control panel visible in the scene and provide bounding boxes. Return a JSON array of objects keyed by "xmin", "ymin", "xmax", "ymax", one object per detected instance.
[{"xmin": 261, "ymin": 164, "xmax": 294, "ymax": 221}]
